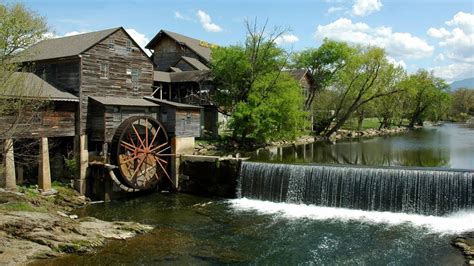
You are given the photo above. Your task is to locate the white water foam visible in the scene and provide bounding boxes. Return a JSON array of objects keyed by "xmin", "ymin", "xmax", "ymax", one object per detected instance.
[{"xmin": 229, "ymin": 198, "xmax": 474, "ymax": 235}]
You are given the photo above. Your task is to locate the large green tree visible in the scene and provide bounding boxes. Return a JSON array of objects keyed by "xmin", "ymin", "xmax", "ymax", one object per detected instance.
[
  {"xmin": 210, "ymin": 22, "xmax": 307, "ymax": 142},
  {"xmin": 0, "ymin": 2, "xmax": 48, "ymax": 140},
  {"xmin": 313, "ymin": 46, "xmax": 404, "ymax": 136},
  {"xmin": 399, "ymin": 70, "xmax": 451, "ymax": 127},
  {"xmin": 293, "ymin": 39, "xmax": 352, "ymax": 110}
]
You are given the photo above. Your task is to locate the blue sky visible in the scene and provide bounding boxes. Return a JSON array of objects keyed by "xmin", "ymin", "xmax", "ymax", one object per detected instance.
[{"xmin": 24, "ymin": 0, "xmax": 474, "ymax": 82}]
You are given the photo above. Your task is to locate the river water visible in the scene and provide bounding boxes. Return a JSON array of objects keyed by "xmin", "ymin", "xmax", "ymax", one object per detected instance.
[{"xmin": 43, "ymin": 124, "xmax": 474, "ymax": 265}]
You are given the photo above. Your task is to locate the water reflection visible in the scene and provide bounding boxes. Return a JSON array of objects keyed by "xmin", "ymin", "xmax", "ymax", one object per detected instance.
[{"xmin": 248, "ymin": 123, "xmax": 474, "ymax": 169}]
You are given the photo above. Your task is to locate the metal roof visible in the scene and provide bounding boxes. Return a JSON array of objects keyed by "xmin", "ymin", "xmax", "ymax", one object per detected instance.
[
  {"xmin": 90, "ymin": 96, "xmax": 159, "ymax": 107},
  {"xmin": 0, "ymin": 72, "xmax": 78, "ymax": 102},
  {"xmin": 178, "ymin": 56, "xmax": 210, "ymax": 71},
  {"xmin": 146, "ymin": 30, "xmax": 212, "ymax": 62},
  {"xmin": 13, "ymin": 27, "xmax": 121, "ymax": 63},
  {"xmin": 284, "ymin": 69, "xmax": 309, "ymax": 81},
  {"xmin": 144, "ymin": 96, "xmax": 203, "ymax": 109},
  {"xmin": 153, "ymin": 70, "xmax": 212, "ymax": 83}
]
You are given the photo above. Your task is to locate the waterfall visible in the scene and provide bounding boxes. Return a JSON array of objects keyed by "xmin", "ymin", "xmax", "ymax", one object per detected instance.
[{"xmin": 239, "ymin": 162, "xmax": 474, "ymax": 216}]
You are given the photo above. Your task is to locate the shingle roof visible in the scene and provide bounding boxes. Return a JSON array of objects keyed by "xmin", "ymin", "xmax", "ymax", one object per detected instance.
[
  {"xmin": 144, "ymin": 96, "xmax": 203, "ymax": 109},
  {"xmin": 153, "ymin": 70, "xmax": 212, "ymax": 83},
  {"xmin": 284, "ymin": 69, "xmax": 309, "ymax": 81},
  {"xmin": 0, "ymin": 72, "xmax": 78, "ymax": 101},
  {"xmin": 178, "ymin": 56, "xmax": 210, "ymax": 71},
  {"xmin": 90, "ymin": 96, "xmax": 159, "ymax": 107},
  {"xmin": 146, "ymin": 30, "xmax": 213, "ymax": 62},
  {"xmin": 14, "ymin": 27, "xmax": 121, "ymax": 63}
]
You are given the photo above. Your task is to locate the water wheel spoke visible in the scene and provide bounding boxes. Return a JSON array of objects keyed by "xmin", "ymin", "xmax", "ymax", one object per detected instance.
[
  {"xmin": 145, "ymin": 119, "xmax": 149, "ymax": 148},
  {"xmin": 132, "ymin": 124, "xmax": 146, "ymax": 149},
  {"xmin": 120, "ymin": 153, "xmax": 144, "ymax": 164},
  {"xmin": 157, "ymin": 159, "xmax": 175, "ymax": 188},
  {"xmin": 149, "ymin": 126, "xmax": 161, "ymax": 149},
  {"xmin": 153, "ymin": 155, "xmax": 168, "ymax": 165},
  {"xmin": 120, "ymin": 140, "xmax": 138, "ymax": 151},
  {"xmin": 131, "ymin": 156, "xmax": 146, "ymax": 178},
  {"xmin": 150, "ymin": 142, "xmax": 168, "ymax": 153}
]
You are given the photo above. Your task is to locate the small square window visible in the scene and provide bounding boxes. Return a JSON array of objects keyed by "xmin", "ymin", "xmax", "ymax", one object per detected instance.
[
  {"xmin": 131, "ymin": 69, "xmax": 141, "ymax": 83},
  {"xmin": 108, "ymin": 39, "xmax": 114, "ymax": 49},
  {"xmin": 126, "ymin": 40, "xmax": 132, "ymax": 52},
  {"xmin": 100, "ymin": 63, "xmax": 109, "ymax": 79}
]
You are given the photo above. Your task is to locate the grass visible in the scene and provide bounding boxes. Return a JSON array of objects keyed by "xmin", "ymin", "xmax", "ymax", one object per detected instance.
[
  {"xmin": 0, "ymin": 202, "xmax": 38, "ymax": 212},
  {"xmin": 342, "ymin": 118, "xmax": 381, "ymax": 131}
]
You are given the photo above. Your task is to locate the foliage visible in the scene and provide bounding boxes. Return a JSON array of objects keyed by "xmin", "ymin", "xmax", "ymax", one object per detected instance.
[
  {"xmin": 315, "ymin": 46, "xmax": 404, "ymax": 136},
  {"xmin": 450, "ymin": 88, "xmax": 474, "ymax": 121},
  {"xmin": 293, "ymin": 39, "xmax": 352, "ymax": 110},
  {"xmin": 398, "ymin": 70, "xmax": 451, "ymax": 127},
  {"xmin": 0, "ymin": 2, "xmax": 48, "ymax": 141},
  {"xmin": 228, "ymin": 72, "xmax": 307, "ymax": 141},
  {"xmin": 210, "ymin": 21, "xmax": 307, "ymax": 142}
]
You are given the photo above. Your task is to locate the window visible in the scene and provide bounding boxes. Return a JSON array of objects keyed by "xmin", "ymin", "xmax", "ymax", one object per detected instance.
[
  {"xmin": 131, "ymin": 69, "xmax": 141, "ymax": 83},
  {"xmin": 100, "ymin": 63, "xmax": 109, "ymax": 79},
  {"xmin": 108, "ymin": 39, "xmax": 114, "ymax": 49},
  {"xmin": 126, "ymin": 40, "xmax": 132, "ymax": 52}
]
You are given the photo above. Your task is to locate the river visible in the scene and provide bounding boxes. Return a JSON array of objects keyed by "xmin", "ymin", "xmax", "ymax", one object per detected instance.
[{"xmin": 41, "ymin": 123, "xmax": 474, "ymax": 265}]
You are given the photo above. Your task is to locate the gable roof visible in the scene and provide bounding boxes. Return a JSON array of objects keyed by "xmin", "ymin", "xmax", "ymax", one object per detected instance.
[
  {"xmin": 284, "ymin": 69, "xmax": 310, "ymax": 81},
  {"xmin": 153, "ymin": 70, "xmax": 212, "ymax": 83},
  {"xmin": 90, "ymin": 96, "xmax": 158, "ymax": 107},
  {"xmin": 0, "ymin": 72, "xmax": 78, "ymax": 102},
  {"xmin": 14, "ymin": 27, "xmax": 121, "ymax": 63},
  {"xmin": 146, "ymin": 30, "xmax": 212, "ymax": 62},
  {"xmin": 177, "ymin": 56, "xmax": 210, "ymax": 71}
]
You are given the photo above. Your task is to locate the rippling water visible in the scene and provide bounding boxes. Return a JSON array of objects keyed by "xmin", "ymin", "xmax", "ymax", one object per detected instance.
[{"xmin": 39, "ymin": 124, "xmax": 473, "ymax": 265}]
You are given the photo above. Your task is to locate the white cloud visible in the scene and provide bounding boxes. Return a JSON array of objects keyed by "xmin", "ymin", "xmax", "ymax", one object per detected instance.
[
  {"xmin": 427, "ymin": 27, "xmax": 450, "ymax": 38},
  {"xmin": 386, "ymin": 56, "xmax": 406, "ymax": 69},
  {"xmin": 275, "ymin": 34, "xmax": 300, "ymax": 45},
  {"xmin": 64, "ymin": 31, "xmax": 89, "ymax": 37},
  {"xmin": 315, "ymin": 18, "xmax": 434, "ymax": 58},
  {"xmin": 446, "ymin": 11, "xmax": 474, "ymax": 34},
  {"xmin": 175, "ymin": 11, "xmax": 191, "ymax": 21},
  {"xmin": 431, "ymin": 62, "xmax": 474, "ymax": 82},
  {"xmin": 197, "ymin": 10, "xmax": 222, "ymax": 32},
  {"xmin": 427, "ymin": 12, "xmax": 474, "ymax": 63},
  {"xmin": 327, "ymin": 6, "xmax": 345, "ymax": 14},
  {"xmin": 434, "ymin": 53, "xmax": 445, "ymax": 62},
  {"xmin": 125, "ymin": 28, "xmax": 150, "ymax": 55},
  {"xmin": 352, "ymin": 0, "xmax": 382, "ymax": 16}
]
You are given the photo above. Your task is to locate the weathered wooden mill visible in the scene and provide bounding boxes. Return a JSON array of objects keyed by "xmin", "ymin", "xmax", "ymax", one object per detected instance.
[{"xmin": 0, "ymin": 27, "xmax": 202, "ymax": 199}]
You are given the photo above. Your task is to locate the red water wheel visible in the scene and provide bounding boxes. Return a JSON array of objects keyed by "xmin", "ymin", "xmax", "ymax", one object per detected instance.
[{"xmin": 110, "ymin": 116, "xmax": 172, "ymax": 190}]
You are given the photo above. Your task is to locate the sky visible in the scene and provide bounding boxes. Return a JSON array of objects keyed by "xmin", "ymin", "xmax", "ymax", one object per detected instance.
[{"xmin": 23, "ymin": 0, "xmax": 474, "ymax": 82}]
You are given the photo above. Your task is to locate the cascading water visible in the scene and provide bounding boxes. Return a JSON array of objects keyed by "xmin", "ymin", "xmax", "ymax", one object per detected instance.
[{"xmin": 238, "ymin": 162, "xmax": 474, "ymax": 216}]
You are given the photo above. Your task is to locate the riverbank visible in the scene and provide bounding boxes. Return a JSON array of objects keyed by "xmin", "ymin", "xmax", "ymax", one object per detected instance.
[
  {"xmin": 0, "ymin": 184, "xmax": 152, "ymax": 265},
  {"xmin": 452, "ymin": 234, "xmax": 474, "ymax": 265},
  {"xmin": 194, "ymin": 126, "xmax": 409, "ymax": 156}
]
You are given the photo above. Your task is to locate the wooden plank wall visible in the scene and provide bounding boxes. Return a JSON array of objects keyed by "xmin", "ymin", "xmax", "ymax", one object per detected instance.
[
  {"xmin": 175, "ymin": 109, "xmax": 201, "ymax": 137},
  {"xmin": 0, "ymin": 102, "xmax": 76, "ymax": 139},
  {"xmin": 81, "ymin": 29, "xmax": 154, "ymax": 135},
  {"xmin": 152, "ymin": 36, "xmax": 202, "ymax": 71},
  {"xmin": 103, "ymin": 106, "xmax": 159, "ymax": 142},
  {"xmin": 34, "ymin": 59, "xmax": 81, "ymax": 95}
]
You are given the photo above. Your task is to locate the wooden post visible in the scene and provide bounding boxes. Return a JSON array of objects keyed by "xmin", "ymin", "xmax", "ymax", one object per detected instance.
[
  {"xmin": 38, "ymin": 137, "xmax": 51, "ymax": 192},
  {"xmin": 74, "ymin": 134, "xmax": 88, "ymax": 194},
  {"xmin": 2, "ymin": 139, "xmax": 16, "ymax": 191},
  {"xmin": 171, "ymin": 136, "xmax": 195, "ymax": 190},
  {"xmin": 16, "ymin": 167, "xmax": 24, "ymax": 185}
]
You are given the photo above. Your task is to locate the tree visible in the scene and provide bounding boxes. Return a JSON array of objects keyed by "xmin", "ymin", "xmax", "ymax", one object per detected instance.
[
  {"xmin": 399, "ymin": 70, "xmax": 451, "ymax": 127},
  {"xmin": 450, "ymin": 88, "xmax": 474, "ymax": 121},
  {"xmin": 313, "ymin": 46, "xmax": 404, "ymax": 136},
  {"xmin": 210, "ymin": 21, "xmax": 307, "ymax": 142},
  {"xmin": 0, "ymin": 2, "xmax": 49, "ymax": 173},
  {"xmin": 293, "ymin": 39, "xmax": 352, "ymax": 110}
]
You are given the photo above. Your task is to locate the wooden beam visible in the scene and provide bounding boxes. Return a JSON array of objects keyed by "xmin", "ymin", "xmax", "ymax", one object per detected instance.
[
  {"xmin": 38, "ymin": 137, "xmax": 51, "ymax": 192},
  {"xmin": 2, "ymin": 139, "xmax": 16, "ymax": 191}
]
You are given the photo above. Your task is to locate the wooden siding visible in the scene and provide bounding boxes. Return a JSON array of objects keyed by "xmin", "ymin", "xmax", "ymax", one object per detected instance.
[
  {"xmin": 152, "ymin": 36, "xmax": 204, "ymax": 71},
  {"xmin": 80, "ymin": 29, "xmax": 154, "ymax": 135},
  {"xmin": 0, "ymin": 102, "xmax": 76, "ymax": 139},
  {"xmin": 103, "ymin": 106, "xmax": 158, "ymax": 142},
  {"xmin": 33, "ymin": 59, "xmax": 81, "ymax": 95},
  {"xmin": 159, "ymin": 105, "xmax": 200, "ymax": 137},
  {"xmin": 174, "ymin": 59, "xmax": 196, "ymax": 71}
]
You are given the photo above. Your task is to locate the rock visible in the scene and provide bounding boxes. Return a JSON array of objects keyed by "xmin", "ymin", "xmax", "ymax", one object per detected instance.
[
  {"xmin": 69, "ymin": 215, "xmax": 78, "ymax": 219},
  {"xmin": 56, "ymin": 211, "xmax": 68, "ymax": 218}
]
